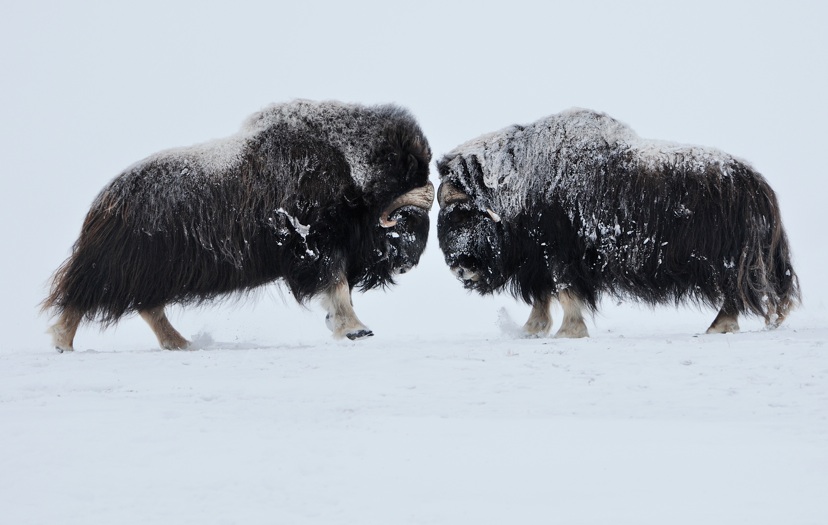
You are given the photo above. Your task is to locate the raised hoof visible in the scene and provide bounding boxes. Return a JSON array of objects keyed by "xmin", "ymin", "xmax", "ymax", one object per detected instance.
[
  {"xmin": 55, "ymin": 345, "xmax": 74, "ymax": 354},
  {"xmin": 346, "ymin": 329, "xmax": 374, "ymax": 341}
]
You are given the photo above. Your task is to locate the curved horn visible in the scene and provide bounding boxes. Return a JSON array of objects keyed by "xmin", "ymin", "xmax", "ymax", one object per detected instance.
[
  {"xmin": 486, "ymin": 208, "xmax": 501, "ymax": 223},
  {"xmin": 437, "ymin": 182, "xmax": 470, "ymax": 209},
  {"xmin": 379, "ymin": 181, "xmax": 435, "ymax": 228}
]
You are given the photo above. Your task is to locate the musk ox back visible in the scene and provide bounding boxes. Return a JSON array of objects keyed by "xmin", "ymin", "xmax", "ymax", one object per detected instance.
[
  {"xmin": 44, "ymin": 99, "xmax": 434, "ymax": 351},
  {"xmin": 437, "ymin": 108, "xmax": 799, "ymax": 337}
]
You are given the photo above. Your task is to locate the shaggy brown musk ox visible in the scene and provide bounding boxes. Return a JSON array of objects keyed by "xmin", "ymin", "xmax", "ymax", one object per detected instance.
[
  {"xmin": 44, "ymin": 100, "xmax": 434, "ymax": 351},
  {"xmin": 436, "ymin": 108, "xmax": 799, "ymax": 337}
]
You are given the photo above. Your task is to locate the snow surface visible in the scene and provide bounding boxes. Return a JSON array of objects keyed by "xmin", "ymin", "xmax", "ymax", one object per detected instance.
[
  {"xmin": 2, "ymin": 1, "xmax": 827, "ymax": 524},
  {"xmin": 2, "ymin": 310, "xmax": 827, "ymax": 524}
]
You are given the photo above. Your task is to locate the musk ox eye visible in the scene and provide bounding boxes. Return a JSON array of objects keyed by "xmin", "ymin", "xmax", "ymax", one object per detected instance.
[{"xmin": 447, "ymin": 208, "xmax": 476, "ymax": 225}]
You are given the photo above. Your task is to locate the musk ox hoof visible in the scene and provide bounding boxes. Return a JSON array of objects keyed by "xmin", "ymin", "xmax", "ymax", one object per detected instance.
[
  {"xmin": 346, "ymin": 329, "xmax": 374, "ymax": 340},
  {"xmin": 522, "ymin": 319, "xmax": 552, "ymax": 337},
  {"xmin": 554, "ymin": 322, "xmax": 590, "ymax": 339},
  {"xmin": 49, "ymin": 324, "xmax": 76, "ymax": 353},
  {"xmin": 325, "ymin": 313, "xmax": 373, "ymax": 340},
  {"xmin": 706, "ymin": 319, "xmax": 739, "ymax": 334},
  {"xmin": 554, "ymin": 330, "xmax": 589, "ymax": 339},
  {"xmin": 160, "ymin": 339, "xmax": 191, "ymax": 350}
]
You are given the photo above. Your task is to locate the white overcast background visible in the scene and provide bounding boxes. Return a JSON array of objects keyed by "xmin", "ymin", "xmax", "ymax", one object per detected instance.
[{"xmin": 1, "ymin": 1, "xmax": 827, "ymax": 524}]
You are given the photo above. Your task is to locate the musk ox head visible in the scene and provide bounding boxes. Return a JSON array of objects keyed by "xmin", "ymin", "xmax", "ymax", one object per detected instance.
[
  {"xmin": 251, "ymin": 100, "xmax": 435, "ymax": 283},
  {"xmin": 375, "ymin": 180, "xmax": 433, "ymax": 276},
  {"xmin": 372, "ymin": 125, "xmax": 433, "ymax": 274},
  {"xmin": 436, "ymin": 158, "xmax": 511, "ymax": 294},
  {"xmin": 357, "ymin": 107, "xmax": 434, "ymax": 278}
]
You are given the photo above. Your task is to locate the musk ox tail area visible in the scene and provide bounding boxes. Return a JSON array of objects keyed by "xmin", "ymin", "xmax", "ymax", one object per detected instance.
[
  {"xmin": 733, "ymin": 174, "xmax": 800, "ymax": 326},
  {"xmin": 41, "ymin": 201, "xmax": 200, "ymax": 327},
  {"xmin": 577, "ymin": 157, "xmax": 802, "ymax": 329},
  {"xmin": 43, "ymin": 206, "xmax": 120, "ymax": 326}
]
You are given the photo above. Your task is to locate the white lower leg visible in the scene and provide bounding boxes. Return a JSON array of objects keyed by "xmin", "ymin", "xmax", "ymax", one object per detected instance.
[
  {"xmin": 765, "ymin": 303, "xmax": 784, "ymax": 329},
  {"xmin": 706, "ymin": 301, "xmax": 739, "ymax": 334},
  {"xmin": 321, "ymin": 276, "xmax": 373, "ymax": 340},
  {"xmin": 554, "ymin": 290, "xmax": 589, "ymax": 338},
  {"xmin": 523, "ymin": 295, "xmax": 552, "ymax": 336},
  {"xmin": 139, "ymin": 306, "xmax": 190, "ymax": 350},
  {"xmin": 49, "ymin": 308, "xmax": 82, "ymax": 352}
]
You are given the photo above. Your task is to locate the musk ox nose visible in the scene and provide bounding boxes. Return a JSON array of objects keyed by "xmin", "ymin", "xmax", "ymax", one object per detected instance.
[
  {"xmin": 451, "ymin": 264, "xmax": 481, "ymax": 283},
  {"xmin": 451, "ymin": 255, "xmax": 481, "ymax": 282}
]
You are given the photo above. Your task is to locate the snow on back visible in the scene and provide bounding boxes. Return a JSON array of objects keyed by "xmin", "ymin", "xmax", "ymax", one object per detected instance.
[
  {"xmin": 121, "ymin": 99, "xmax": 408, "ymax": 191},
  {"xmin": 134, "ymin": 132, "xmax": 252, "ymax": 177},
  {"xmin": 242, "ymin": 99, "xmax": 403, "ymax": 191},
  {"xmin": 634, "ymin": 139, "xmax": 744, "ymax": 175},
  {"xmin": 442, "ymin": 108, "xmax": 743, "ymax": 220}
]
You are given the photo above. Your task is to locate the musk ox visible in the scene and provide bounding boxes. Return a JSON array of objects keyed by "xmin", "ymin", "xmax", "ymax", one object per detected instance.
[
  {"xmin": 437, "ymin": 108, "xmax": 799, "ymax": 337},
  {"xmin": 44, "ymin": 99, "xmax": 434, "ymax": 351}
]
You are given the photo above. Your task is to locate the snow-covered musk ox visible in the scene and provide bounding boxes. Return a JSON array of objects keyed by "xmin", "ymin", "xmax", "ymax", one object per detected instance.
[
  {"xmin": 436, "ymin": 108, "xmax": 799, "ymax": 337},
  {"xmin": 44, "ymin": 100, "xmax": 434, "ymax": 351}
]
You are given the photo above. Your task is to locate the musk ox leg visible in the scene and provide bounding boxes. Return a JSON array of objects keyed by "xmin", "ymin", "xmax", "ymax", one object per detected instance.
[
  {"xmin": 706, "ymin": 300, "xmax": 740, "ymax": 334},
  {"xmin": 322, "ymin": 277, "xmax": 373, "ymax": 340},
  {"xmin": 139, "ymin": 306, "xmax": 190, "ymax": 350},
  {"xmin": 48, "ymin": 308, "xmax": 83, "ymax": 353},
  {"xmin": 523, "ymin": 295, "xmax": 553, "ymax": 336},
  {"xmin": 554, "ymin": 290, "xmax": 589, "ymax": 339},
  {"xmin": 767, "ymin": 306, "xmax": 786, "ymax": 329}
]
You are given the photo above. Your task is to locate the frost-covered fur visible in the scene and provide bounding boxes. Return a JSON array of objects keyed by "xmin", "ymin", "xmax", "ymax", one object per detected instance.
[
  {"xmin": 44, "ymin": 100, "xmax": 432, "ymax": 350},
  {"xmin": 437, "ymin": 108, "xmax": 800, "ymax": 335}
]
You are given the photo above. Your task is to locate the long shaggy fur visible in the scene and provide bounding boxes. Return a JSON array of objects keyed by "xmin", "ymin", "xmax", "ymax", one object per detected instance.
[
  {"xmin": 437, "ymin": 108, "xmax": 800, "ymax": 326},
  {"xmin": 45, "ymin": 100, "xmax": 432, "ymax": 327}
]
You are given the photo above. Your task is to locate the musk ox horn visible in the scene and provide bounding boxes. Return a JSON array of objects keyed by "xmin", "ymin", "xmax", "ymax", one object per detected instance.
[
  {"xmin": 437, "ymin": 182, "xmax": 470, "ymax": 209},
  {"xmin": 486, "ymin": 208, "xmax": 501, "ymax": 223},
  {"xmin": 379, "ymin": 181, "xmax": 435, "ymax": 228}
]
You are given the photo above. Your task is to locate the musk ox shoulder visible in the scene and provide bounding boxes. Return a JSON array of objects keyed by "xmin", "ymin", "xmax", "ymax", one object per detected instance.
[
  {"xmin": 44, "ymin": 99, "xmax": 434, "ymax": 351},
  {"xmin": 437, "ymin": 108, "xmax": 799, "ymax": 337}
]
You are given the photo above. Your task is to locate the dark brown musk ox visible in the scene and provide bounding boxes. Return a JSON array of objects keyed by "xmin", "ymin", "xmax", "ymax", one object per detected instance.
[
  {"xmin": 436, "ymin": 108, "xmax": 800, "ymax": 337},
  {"xmin": 44, "ymin": 99, "xmax": 434, "ymax": 351}
]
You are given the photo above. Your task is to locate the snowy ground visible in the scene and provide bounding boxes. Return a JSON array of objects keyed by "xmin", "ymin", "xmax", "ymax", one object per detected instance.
[
  {"xmin": 3, "ymin": 1, "xmax": 827, "ymax": 524},
  {"xmin": 2, "ymin": 302, "xmax": 827, "ymax": 524}
]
